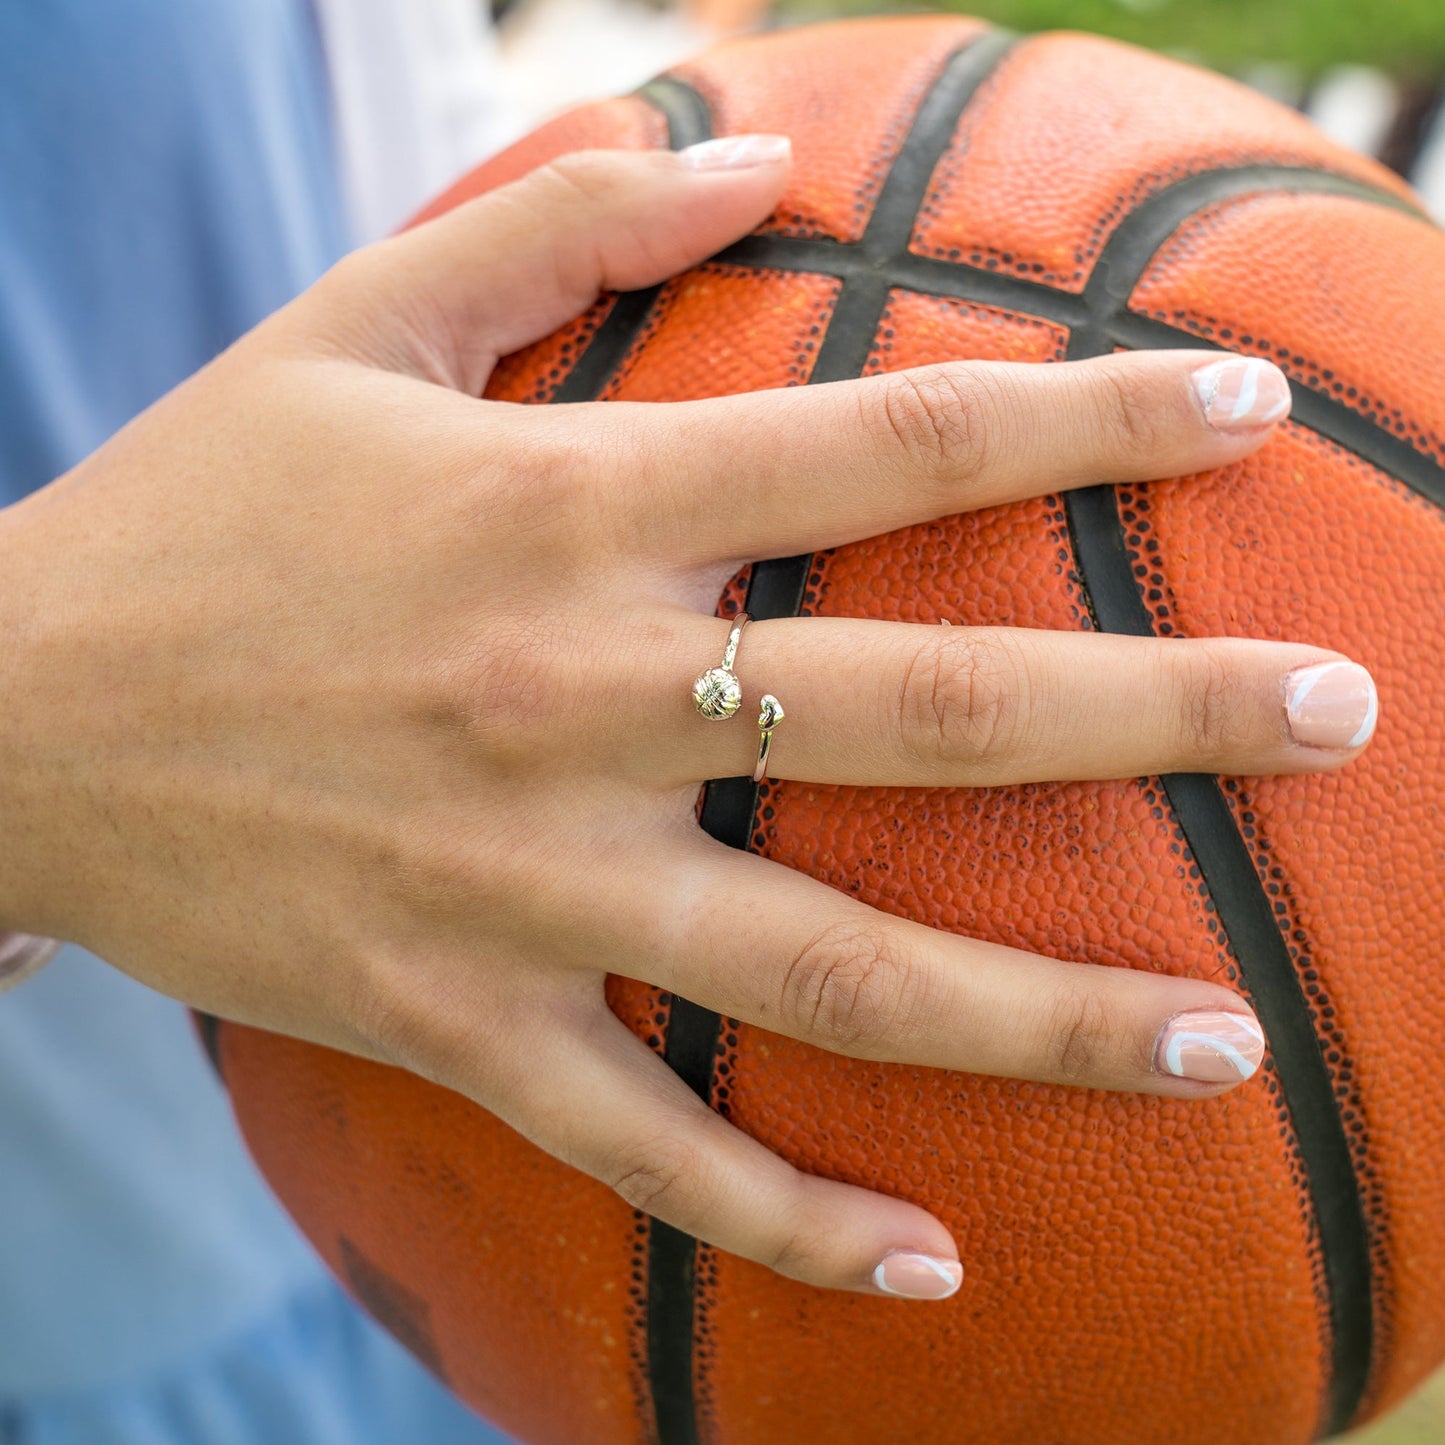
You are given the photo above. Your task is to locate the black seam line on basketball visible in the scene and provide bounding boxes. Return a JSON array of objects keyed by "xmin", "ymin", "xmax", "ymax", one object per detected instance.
[
  {"xmin": 696, "ymin": 30, "xmax": 1022, "ymax": 1097},
  {"xmin": 551, "ymin": 78, "xmax": 712, "ymax": 406},
  {"xmin": 1066, "ymin": 162, "xmax": 1427, "ymax": 1438},
  {"xmin": 1115, "ymin": 312, "xmax": 1445, "ymax": 513},
  {"xmin": 711, "ymin": 179, "xmax": 1445, "ymax": 515},
  {"xmin": 1068, "ymin": 163, "xmax": 1427, "ymax": 358},
  {"xmin": 670, "ymin": 33, "xmax": 1017, "ymax": 1445},
  {"xmin": 615, "ymin": 144, "xmax": 1416, "ymax": 1445},
  {"xmin": 644, "ymin": 66, "xmax": 1399, "ymax": 1445},
  {"xmin": 585, "ymin": 74, "xmax": 715, "ymax": 1445},
  {"xmin": 636, "ymin": 76, "xmax": 713, "ymax": 152},
  {"xmin": 194, "ymin": 1011, "xmax": 224, "ymax": 1080},
  {"xmin": 714, "ymin": 234, "xmax": 1093, "ymax": 329},
  {"xmin": 808, "ymin": 31, "xmax": 1017, "ymax": 388},
  {"xmin": 1060, "ymin": 172, "xmax": 1393, "ymax": 1442}
]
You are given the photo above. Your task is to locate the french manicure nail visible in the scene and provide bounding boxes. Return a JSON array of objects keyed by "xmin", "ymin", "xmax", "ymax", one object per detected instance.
[
  {"xmin": 1154, "ymin": 1009, "xmax": 1266, "ymax": 1084},
  {"xmin": 1285, "ymin": 660, "xmax": 1378, "ymax": 749},
  {"xmin": 680, "ymin": 134, "xmax": 792, "ymax": 172},
  {"xmin": 873, "ymin": 1250, "xmax": 963, "ymax": 1300},
  {"xmin": 1192, "ymin": 357, "xmax": 1292, "ymax": 432}
]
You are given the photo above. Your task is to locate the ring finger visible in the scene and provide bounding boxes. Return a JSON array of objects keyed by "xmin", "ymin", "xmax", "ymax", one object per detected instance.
[{"xmin": 638, "ymin": 612, "xmax": 1377, "ymax": 787}]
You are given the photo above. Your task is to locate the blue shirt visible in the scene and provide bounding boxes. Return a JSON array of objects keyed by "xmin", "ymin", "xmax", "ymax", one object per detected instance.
[{"xmin": 0, "ymin": 0, "xmax": 350, "ymax": 1393}]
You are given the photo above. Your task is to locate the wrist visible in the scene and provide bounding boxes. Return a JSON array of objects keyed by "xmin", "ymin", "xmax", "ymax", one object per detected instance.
[{"xmin": 0, "ymin": 491, "xmax": 83, "ymax": 936}]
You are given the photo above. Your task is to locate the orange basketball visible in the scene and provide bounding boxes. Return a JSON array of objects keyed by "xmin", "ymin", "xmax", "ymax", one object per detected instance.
[{"xmin": 209, "ymin": 17, "xmax": 1445, "ymax": 1443}]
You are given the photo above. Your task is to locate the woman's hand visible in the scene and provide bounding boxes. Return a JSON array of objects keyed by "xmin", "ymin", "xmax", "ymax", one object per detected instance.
[{"xmin": 0, "ymin": 136, "xmax": 1376, "ymax": 1300}]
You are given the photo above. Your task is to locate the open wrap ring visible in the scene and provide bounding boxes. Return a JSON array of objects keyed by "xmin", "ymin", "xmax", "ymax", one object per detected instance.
[{"xmin": 690, "ymin": 612, "xmax": 786, "ymax": 780}]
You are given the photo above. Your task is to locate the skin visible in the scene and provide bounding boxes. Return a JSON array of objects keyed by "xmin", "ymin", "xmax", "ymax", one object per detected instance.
[{"xmin": 0, "ymin": 141, "xmax": 1372, "ymax": 1297}]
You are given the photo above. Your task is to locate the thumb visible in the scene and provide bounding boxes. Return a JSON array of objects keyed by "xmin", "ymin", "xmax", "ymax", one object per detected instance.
[{"xmin": 315, "ymin": 137, "xmax": 792, "ymax": 392}]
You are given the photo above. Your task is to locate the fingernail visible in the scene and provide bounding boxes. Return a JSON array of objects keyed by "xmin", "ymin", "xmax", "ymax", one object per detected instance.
[
  {"xmin": 872, "ymin": 1250, "xmax": 963, "ymax": 1300},
  {"xmin": 681, "ymin": 134, "xmax": 792, "ymax": 172},
  {"xmin": 1191, "ymin": 357, "xmax": 1292, "ymax": 432},
  {"xmin": 1154, "ymin": 1009, "xmax": 1266, "ymax": 1084},
  {"xmin": 1285, "ymin": 660, "xmax": 1378, "ymax": 749}
]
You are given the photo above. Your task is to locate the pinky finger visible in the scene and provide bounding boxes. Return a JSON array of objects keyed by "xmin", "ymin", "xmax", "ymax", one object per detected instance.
[{"xmin": 483, "ymin": 1002, "xmax": 964, "ymax": 1302}]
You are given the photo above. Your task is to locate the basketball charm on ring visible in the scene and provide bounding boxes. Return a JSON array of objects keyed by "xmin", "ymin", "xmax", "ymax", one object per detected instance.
[
  {"xmin": 691, "ymin": 612, "xmax": 750, "ymax": 720},
  {"xmin": 690, "ymin": 611, "xmax": 788, "ymax": 778}
]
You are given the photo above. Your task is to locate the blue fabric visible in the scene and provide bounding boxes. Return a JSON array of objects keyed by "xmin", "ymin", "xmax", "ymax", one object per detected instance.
[
  {"xmin": 0, "ymin": 4, "xmax": 513, "ymax": 1440},
  {"xmin": 0, "ymin": 0, "xmax": 343, "ymax": 491},
  {"xmin": 0, "ymin": 949, "xmax": 325, "ymax": 1393},
  {"xmin": 1, "ymin": 1270, "xmax": 505, "ymax": 1445}
]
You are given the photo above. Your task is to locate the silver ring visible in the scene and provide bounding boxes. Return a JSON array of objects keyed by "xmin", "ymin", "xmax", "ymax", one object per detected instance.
[
  {"xmin": 691, "ymin": 613, "xmax": 750, "ymax": 720},
  {"xmin": 752, "ymin": 694, "xmax": 785, "ymax": 783}
]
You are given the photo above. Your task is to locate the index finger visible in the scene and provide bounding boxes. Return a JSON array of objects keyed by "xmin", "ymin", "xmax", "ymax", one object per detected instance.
[{"xmin": 591, "ymin": 349, "xmax": 1290, "ymax": 564}]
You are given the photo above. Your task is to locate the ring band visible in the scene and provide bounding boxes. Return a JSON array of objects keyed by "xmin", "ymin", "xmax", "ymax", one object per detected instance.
[
  {"xmin": 691, "ymin": 612, "xmax": 750, "ymax": 721},
  {"xmin": 690, "ymin": 613, "xmax": 786, "ymax": 779},
  {"xmin": 753, "ymin": 693, "xmax": 785, "ymax": 783}
]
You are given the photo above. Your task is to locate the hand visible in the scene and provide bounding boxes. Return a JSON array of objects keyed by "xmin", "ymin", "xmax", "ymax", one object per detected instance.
[{"xmin": 0, "ymin": 136, "xmax": 1376, "ymax": 1300}]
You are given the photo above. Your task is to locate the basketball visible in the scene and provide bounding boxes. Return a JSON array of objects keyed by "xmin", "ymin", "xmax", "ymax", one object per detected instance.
[{"xmin": 209, "ymin": 16, "xmax": 1445, "ymax": 1443}]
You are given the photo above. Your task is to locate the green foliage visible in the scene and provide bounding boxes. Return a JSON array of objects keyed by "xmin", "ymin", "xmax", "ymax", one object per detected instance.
[{"xmin": 781, "ymin": 0, "xmax": 1445, "ymax": 76}]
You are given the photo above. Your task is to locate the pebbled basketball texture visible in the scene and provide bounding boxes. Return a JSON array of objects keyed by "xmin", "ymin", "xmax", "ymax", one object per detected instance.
[{"xmin": 212, "ymin": 17, "xmax": 1445, "ymax": 1444}]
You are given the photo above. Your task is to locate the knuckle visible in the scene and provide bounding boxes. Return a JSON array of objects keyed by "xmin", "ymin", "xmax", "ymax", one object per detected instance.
[
  {"xmin": 478, "ymin": 414, "xmax": 594, "ymax": 537},
  {"xmin": 608, "ymin": 1138, "xmax": 702, "ymax": 1218},
  {"xmin": 1180, "ymin": 646, "xmax": 1253, "ymax": 759},
  {"xmin": 580, "ymin": 409, "xmax": 684, "ymax": 557},
  {"xmin": 899, "ymin": 630, "xmax": 1018, "ymax": 769},
  {"xmin": 383, "ymin": 814, "xmax": 515, "ymax": 921},
  {"xmin": 760, "ymin": 1215, "xmax": 830, "ymax": 1283},
  {"xmin": 779, "ymin": 921, "xmax": 917, "ymax": 1053},
  {"xmin": 431, "ymin": 617, "xmax": 565, "ymax": 771},
  {"xmin": 1046, "ymin": 990, "xmax": 1116, "ymax": 1084},
  {"xmin": 353, "ymin": 964, "xmax": 474, "ymax": 1082},
  {"xmin": 1095, "ymin": 364, "xmax": 1167, "ymax": 460},
  {"xmin": 531, "ymin": 151, "xmax": 620, "ymax": 210},
  {"xmin": 877, "ymin": 365, "xmax": 988, "ymax": 488},
  {"xmin": 351, "ymin": 974, "xmax": 420, "ymax": 1063}
]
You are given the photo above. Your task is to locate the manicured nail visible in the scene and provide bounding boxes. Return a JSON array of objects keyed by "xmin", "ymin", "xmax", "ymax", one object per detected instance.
[
  {"xmin": 1285, "ymin": 660, "xmax": 1378, "ymax": 749},
  {"xmin": 872, "ymin": 1250, "xmax": 963, "ymax": 1300},
  {"xmin": 1154, "ymin": 1009, "xmax": 1266, "ymax": 1084},
  {"xmin": 681, "ymin": 134, "xmax": 792, "ymax": 172},
  {"xmin": 1191, "ymin": 357, "xmax": 1292, "ymax": 432}
]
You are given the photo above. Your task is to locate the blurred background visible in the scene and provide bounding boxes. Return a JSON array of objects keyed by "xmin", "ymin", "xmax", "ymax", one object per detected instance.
[
  {"xmin": 328, "ymin": 1, "xmax": 1445, "ymax": 1440},
  {"xmin": 485, "ymin": 0, "xmax": 1445, "ymax": 219}
]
